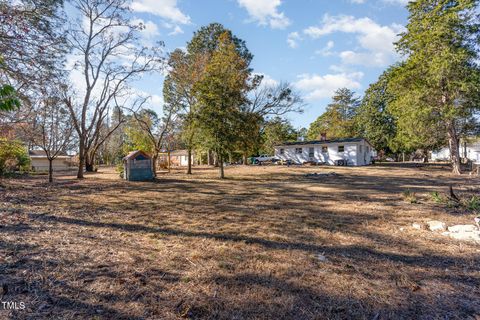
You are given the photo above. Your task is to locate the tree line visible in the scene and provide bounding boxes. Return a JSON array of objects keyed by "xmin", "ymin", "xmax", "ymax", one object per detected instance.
[
  {"xmin": 0, "ymin": 0, "xmax": 303, "ymax": 180},
  {"xmin": 1, "ymin": 0, "xmax": 479, "ymax": 179},
  {"xmin": 306, "ymin": 0, "xmax": 480, "ymax": 174}
]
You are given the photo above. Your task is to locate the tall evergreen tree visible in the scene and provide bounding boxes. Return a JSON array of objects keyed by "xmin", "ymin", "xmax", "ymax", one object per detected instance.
[
  {"xmin": 194, "ymin": 32, "xmax": 251, "ymax": 178},
  {"xmin": 261, "ymin": 117, "xmax": 297, "ymax": 154},
  {"xmin": 390, "ymin": 0, "xmax": 480, "ymax": 174},
  {"xmin": 356, "ymin": 68, "xmax": 397, "ymax": 154},
  {"xmin": 307, "ymin": 88, "xmax": 360, "ymax": 140}
]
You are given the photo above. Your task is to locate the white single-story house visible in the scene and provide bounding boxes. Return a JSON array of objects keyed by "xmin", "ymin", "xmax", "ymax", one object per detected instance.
[
  {"xmin": 431, "ymin": 140, "xmax": 480, "ymax": 164},
  {"xmin": 274, "ymin": 138, "xmax": 374, "ymax": 166},
  {"xmin": 29, "ymin": 150, "xmax": 74, "ymax": 171}
]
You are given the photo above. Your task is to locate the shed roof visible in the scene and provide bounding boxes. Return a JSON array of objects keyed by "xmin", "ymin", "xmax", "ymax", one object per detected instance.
[
  {"xmin": 123, "ymin": 150, "xmax": 151, "ymax": 160},
  {"xmin": 275, "ymin": 138, "xmax": 372, "ymax": 147}
]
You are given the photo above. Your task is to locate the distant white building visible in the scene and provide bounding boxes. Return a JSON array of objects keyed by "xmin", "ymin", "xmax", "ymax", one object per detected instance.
[
  {"xmin": 274, "ymin": 138, "xmax": 374, "ymax": 166},
  {"xmin": 29, "ymin": 150, "xmax": 74, "ymax": 171},
  {"xmin": 431, "ymin": 140, "xmax": 480, "ymax": 164}
]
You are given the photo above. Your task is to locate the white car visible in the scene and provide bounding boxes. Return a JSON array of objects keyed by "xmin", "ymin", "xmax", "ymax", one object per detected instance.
[{"xmin": 253, "ymin": 154, "xmax": 276, "ymax": 164}]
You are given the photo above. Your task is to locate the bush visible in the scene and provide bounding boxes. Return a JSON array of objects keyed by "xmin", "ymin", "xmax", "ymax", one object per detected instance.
[
  {"xmin": 0, "ymin": 139, "xmax": 30, "ymax": 176},
  {"xmin": 465, "ymin": 195, "xmax": 480, "ymax": 213},
  {"xmin": 430, "ymin": 191, "xmax": 444, "ymax": 204},
  {"xmin": 402, "ymin": 189, "xmax": 418, "ymax": 204},
  {"xmin": 116, "ymin": 161, "xmax": 124, "ymax": 178}
]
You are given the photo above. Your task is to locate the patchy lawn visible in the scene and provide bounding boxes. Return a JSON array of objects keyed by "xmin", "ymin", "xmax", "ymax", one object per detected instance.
[{"xmin": 0, "ymin": 164, "xmax": 479, "ymax": 319}]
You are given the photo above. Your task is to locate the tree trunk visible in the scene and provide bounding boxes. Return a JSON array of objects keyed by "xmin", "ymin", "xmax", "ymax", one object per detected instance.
[
  {"xmin": 219, "ymin": 154, "xmax": 224, "ymax": 179},
  {"xmin": 243, "ymin": 153, "xmax": 248, "ymax": 165},
  {"xmin": 85, "ymin": 152, "xmax": 95, "ymax": 172},
  {"xmin": 447, "ymin": 122, "xmax": 462, "ymax": 175},
  {"xmin": 187, "ymin": 148, "xmax": 192, "ymax": 175},
  {"xmin": 77, "ymin": 140, "xmax": 85, "ymax": 179},
  {"xmin": 167, "ymin": 149, "xmax": 171, "ymax": 173},
  {"xmin": 152, "ymin": 153, "xmax": 158, "ymax": 178},
  {"xmin": 48, "ymin": 158, "xmax": 53, "ymax": 183}
]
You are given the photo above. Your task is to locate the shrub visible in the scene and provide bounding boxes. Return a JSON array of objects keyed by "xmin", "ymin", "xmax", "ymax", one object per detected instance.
[
  {"xmin": 0, "ymin": 138, "xmax": 30, "ymax": 176},
  {"xmin": 465, "ymin": 195, "xmax": 480, "ymax": 213},
  {"xmin": 116, "ymin": 161, "xmax": 124, "ymax": 178},
  {"xmin": 402, "ymin": 189, "xmax": 418, "ymax": 204},
  {"xmin": 430, "ymin": 191, "xmax": 444, "ymax": 204}
]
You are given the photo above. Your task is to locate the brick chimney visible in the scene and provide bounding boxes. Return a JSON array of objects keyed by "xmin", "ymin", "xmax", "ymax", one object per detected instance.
[{"xmin": 320, "ymin": 133, "xmax": 327, "ymax": 141}]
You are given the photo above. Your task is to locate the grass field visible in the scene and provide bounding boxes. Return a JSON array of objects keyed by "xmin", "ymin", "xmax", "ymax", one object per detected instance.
[{"xmin": 1, "ymin": 164, "xmax": 479, "ymax": 319}]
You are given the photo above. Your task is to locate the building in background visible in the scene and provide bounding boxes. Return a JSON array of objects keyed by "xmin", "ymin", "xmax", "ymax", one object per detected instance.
[
  {"xmin": 274, "ymin": 138, "xmax": 374, "ymax": 166},
  {"xmin": 431, "ymin": 138, "xmax": 480, "ymax": 163},
  {"xmin": 29, "ymin": 150, "xmax": 74, "ymax": 172}
]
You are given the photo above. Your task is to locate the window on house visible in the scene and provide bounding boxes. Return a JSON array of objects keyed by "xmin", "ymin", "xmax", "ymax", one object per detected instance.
[
  {"xmin": 338, "ymin": 145, "xmax": 345, "ymax": 152},
  {"xmin": 295, "ymin": 148, "xmax": 303, "ymax": 154},
  {"xmin": 280, "ymin": 148, "xmax": 285, "ymax": 155},
  {"xmin": 359, "ymin": 145, "xmax": 363, "ymax": 153},
  {"xmin": 366, "ymin": 146, "xmax": 370, "ymax": 153},
  {"xmin": 321, "ymin": 146, "xmax": 328, "ymax": 153},
  {"xmin": 309, "ymin": 147, "xmax": 314, "ymax": 157}
]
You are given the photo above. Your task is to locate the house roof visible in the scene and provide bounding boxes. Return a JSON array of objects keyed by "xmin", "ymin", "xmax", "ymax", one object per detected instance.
[
  {"xmin": 29, "ymin": 150, "xmax": 72, "ymax": 158},
  {"xmin": 158, "ymin": 150, "xmax": 191, "ymax": 156},
  {"xmin": 123, "ymin": 150, "xmax": 151, "ymax": 160},
  {"xmin": 275, "ymin": 138, "xmax": 372, "ymax": 147}
]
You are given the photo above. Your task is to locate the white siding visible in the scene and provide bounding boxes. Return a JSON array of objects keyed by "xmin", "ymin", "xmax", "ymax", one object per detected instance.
[
  {"xmin": 31, "ymin": 158, "xmax": 72, "ymax": 171},
  {"xmin": 432, "ymin": 144, "xmax": 480, "ymax": 164},
  {"xmin": 274, "ymin": 140, "xmax": 373, "ymax": 166}
]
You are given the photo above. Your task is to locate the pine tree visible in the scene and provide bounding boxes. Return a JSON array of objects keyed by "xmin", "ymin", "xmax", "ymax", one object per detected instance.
[
  {"xmin": 390, "ymin": 0, "xmax": 480, "ymax": 174},
  {"xmin": 194, "ymin": 32, "xmax": 251, "ymax": 178},
  {"xmin": 307, "ymin": 88, "xmax": 360, "ymax": 140}
]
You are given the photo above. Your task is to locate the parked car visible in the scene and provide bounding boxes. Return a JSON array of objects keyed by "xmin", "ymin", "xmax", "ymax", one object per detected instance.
[{"xmin": 253, "ymin": 154, "xmax": 276, "ymax": 164}]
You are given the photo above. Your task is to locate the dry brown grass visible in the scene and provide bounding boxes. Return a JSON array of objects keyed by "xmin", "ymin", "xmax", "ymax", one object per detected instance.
[{"xmin": 1, "ymin": 163, "xmax": 479, "ymax": 319}]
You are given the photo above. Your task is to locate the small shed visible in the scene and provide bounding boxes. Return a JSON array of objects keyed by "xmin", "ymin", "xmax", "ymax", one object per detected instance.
[{"xmin": 123, "ymin": 150, "xmax": 154, "ymax": 181}]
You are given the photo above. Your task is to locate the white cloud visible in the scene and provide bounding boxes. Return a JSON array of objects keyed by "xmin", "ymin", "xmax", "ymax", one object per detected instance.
[
  {"xmin": 131, "ymin": 19, "xmax": 160, "ymax": 45},
  {"xmin": 131, "ymin": 0, "xmax": 190, "ymax": 36},
  {"xmin": 255, "ymin": 73, "xmax": 279, "ymax": 87},
  {"xmin": 315, "ymin": 41, "xmax": 335, "ymax": 56},
  {"xmin": 237, "ymin": 0, "xmax": 291, "ymax": 29},
  {"xmin": 131, "ymin": 0, "xmax": 190, "ymax": 24},
  {"xmin": 304, "ymin": 15, "xmax": 405, "ymax": 67},
  {"xmin": 168, "ymin": 25, "xmax": 184, "ymax": 36},
  {"xmin": 383, "ymin": 0, "xmax": 409, "ymax": 5},
  {"xmin": 294, "ymin": 72, "xmax": 363, "ymax": 101},
  {"xmin": 287, "ymin": 32, "xmax": 301, "ymax": 48},
  {"xmin": 350, "ymin": 0, "xmax": 409, "ymax": 4}
]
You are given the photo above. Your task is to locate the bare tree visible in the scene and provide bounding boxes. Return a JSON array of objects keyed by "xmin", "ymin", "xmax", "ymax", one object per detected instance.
[
  {"xmin": 237, "ymin": 78, "xmax": 305, "ymax": 164},
  {"xmin": 27, "ymin": 88, "xmax": 74, "ymax": 183},
  {"xmin": 246, "ymin": 79, "xmax": 304, "ymax": 117},
  {"xmin": 63, "ymin": 0, "xmax": 163, "ymax": 178}
]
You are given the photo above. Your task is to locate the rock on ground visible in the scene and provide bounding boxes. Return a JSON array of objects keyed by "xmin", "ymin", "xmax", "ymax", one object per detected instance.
[
  {"xmin": 427, "ymin": 220, "xmax": 446, "ymax": 232},
  {"xmin": 448, "ymin": 225, "xmax": 478, "ymax": 233}
]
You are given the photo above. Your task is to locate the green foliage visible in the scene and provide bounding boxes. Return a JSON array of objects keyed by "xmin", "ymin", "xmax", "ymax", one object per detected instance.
[
  {"xmin": 194, "ymin": 32, "xmax": 251, "ymax": 163},
  {"xmin": 116, "ymin": 162, "xmax": 124, "ymax": 178},
  {"xmin": 465, "ymin": 195, "xmax": 480, "ymax": 213},
  {"xmin": 356, "ymin": 68, "xmax": 396, "ymax": 153},
  {"xmin": 307, "ymin": 88, "xmax": 360, "ymax": 140},
  {"xmin": 123, "ymin": 110, "xmax": 158, "ymax": 155},
  {"xmin": 389, "ymin": 0, "xmax": 480, "ymax": 169},
  {"xmin": 187, "ymin": 23, "xmax": 253, "ymax": 65},
  {"xmin": 0, "ymin": 84, "xmax": 20, "ymax": 111},
  {"xmin": 0, "ymin": 139, "xmax": 30, "ymax": 176},
  {"xmin": 402, "ymin": 189, "xmax": 418, "ymax": 204},
  {"xmin": 261, "ymin": 117, "xmax": 298, "ymax": 154},
  {"xmin": 430, "ymin": 191, "xmax": 444, "ymax": 204}
]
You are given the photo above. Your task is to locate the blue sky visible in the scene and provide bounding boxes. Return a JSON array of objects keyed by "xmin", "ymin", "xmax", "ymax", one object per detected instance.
[{"xmin": 121, "ymin": 0, "xmax": 410, "ymax": 128}]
